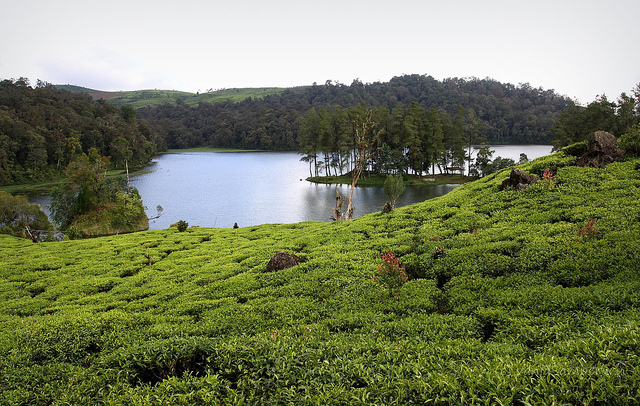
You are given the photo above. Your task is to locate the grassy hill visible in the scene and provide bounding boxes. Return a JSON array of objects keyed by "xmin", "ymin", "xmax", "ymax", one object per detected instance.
[
  {"xmin": 56, "ymin": 85, "xmax": 287, "ymax": 108},
  {"xmin": 1, "ymin": 150, "xmax": 640, "ymax": 404}
]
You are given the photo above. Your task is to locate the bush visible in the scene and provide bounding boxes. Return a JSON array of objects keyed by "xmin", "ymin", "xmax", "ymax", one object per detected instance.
[
  {"xmin": 560, "ymin": 141, "xmax": 588, "ymax": 157},
  {"xmin": 372, "ymin": 248, "xmax": 408, "ymax": 298},
  {"xmin": 383, "ymin": 174, "xmax": 405, "ymax": 209},
  {"xmin": 618, "ymin": 123, "xmax": 640, "ymax": 157},
  {"xmin": 65, "ymin": 226, "xmax": 82, "ymax": 240},
  {"xmin": 0, "ymin": 191, "xmax": 52, "ymax": 240},
  {"xmin": 177, "ymin": 220, "xmax": 189, "ymax": 232}
]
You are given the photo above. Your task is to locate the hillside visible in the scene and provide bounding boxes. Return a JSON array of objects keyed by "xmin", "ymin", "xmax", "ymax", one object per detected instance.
[
  {"xmin": 57, "ymin": 85, "xmax": 287, "ymax": 108},
  {"xmin": 134, "ymin": 75, "xmax": 574, "ymax": 150},
  {"xmin": 0, "ymin": 80, "xmax": 160, "ymax": 187},
  {"xmin": 1, "ymin": 151, "xmax": 640, "ymax": 403}
]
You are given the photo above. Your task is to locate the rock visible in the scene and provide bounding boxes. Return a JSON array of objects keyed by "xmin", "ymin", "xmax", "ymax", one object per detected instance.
[
  {"xmin": 576, "ymin": 131, "xmax": 624, "ymax": 168},
  {"xmin": 266, "ymin": 251, "xmax": 305, "ymax": 272},
  {"xmin": 499, "ymin": 169, "xmax": 539, "ymax": 190}
]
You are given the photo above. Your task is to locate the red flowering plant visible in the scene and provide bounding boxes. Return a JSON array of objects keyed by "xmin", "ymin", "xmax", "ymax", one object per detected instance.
[
  {"xmin": 372, "ymin": 248, "xmax": 408, "ymax": 298},
  {"xmin": 542, "ymin": 168, "xmax": 557, "ymax": 190},
  {"xmin": 577, "ymin": 218, "xmax": 599, "ymax": 240}
]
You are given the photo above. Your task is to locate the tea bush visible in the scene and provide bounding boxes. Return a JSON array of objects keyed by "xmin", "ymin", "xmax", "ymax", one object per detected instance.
[{"xmin": 1, "ymin": 154, "xmax": 640, "ymax": 403}]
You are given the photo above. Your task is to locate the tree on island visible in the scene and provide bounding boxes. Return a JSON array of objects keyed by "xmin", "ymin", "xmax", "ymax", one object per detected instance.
[
  {"xmin": 0, "ymin": 191, "xmax": 53, "ymax": 241},
  {"xmin": 339, "ymin": 106, "xmax": 383, "ymax": 221},
  {"xmin": 50, "ymin": 148, "xmax": 148, "ymax": 237}
]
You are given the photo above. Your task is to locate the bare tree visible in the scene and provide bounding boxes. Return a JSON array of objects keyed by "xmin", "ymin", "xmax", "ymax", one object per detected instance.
[{"xmin": 342, "ymin": 109, "xmax": 383, "ymax": 220}]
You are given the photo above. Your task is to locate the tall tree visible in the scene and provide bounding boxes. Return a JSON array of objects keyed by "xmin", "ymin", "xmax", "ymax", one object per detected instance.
[
  {"xmin": 443, "ymin": 106, "xmax": 466, "ymax": 173},
  {"xmin": 424, "ymin": 108, "xmax": 444, "ymax": 174},
  {"xmin": 298, "ymin": 108, "xmax": 325, "ymax": 177},
  {"xmin": 404, "ymin": 102, "xmax": 427, "ymax": 175},
  {"xmin": 340, "ymin": 107, "xmax": 382, "ymax": 221}
]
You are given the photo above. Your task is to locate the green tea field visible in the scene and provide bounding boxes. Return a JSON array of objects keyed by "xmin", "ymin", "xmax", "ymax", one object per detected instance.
[{"xmin": 1, "ymin": 150, "xmax": 640, "ymax": 404}]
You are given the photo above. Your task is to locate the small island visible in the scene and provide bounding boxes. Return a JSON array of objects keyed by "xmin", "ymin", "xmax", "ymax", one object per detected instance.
[{"xmin": 307, "ymin": 172, "xmax": 474, "ymax": 187}]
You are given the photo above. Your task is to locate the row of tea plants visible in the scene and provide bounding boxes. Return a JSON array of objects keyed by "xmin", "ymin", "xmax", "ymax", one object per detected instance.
[{"xmin": 1, "ymin": 149, "xmax": 639, "ymax": 404}]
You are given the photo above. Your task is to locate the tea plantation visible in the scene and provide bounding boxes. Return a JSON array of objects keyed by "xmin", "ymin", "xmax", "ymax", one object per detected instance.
[{"xmin": 1, "ymin": 151, "xmax": 640, "ymax": 405}]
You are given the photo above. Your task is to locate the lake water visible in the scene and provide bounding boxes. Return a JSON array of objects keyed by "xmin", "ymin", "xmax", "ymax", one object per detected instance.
[{"xmin": 31, "ymin": 145, "xmax": 552, "ymax": 230}]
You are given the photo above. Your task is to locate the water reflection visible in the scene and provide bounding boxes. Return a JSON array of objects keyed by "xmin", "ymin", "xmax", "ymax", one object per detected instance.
[{"xmin": 30, "ymin": 145, "xmax": 552, "ymax": 230}]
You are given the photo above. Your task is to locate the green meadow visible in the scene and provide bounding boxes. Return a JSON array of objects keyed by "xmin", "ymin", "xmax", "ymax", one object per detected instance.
[
  {"xmin": 1, "ymin": 150, "xmax": 640, "ymax": 404},
  {"xmin": 97, "ymin": 88, "xmax": 287, "ymax": 108}
]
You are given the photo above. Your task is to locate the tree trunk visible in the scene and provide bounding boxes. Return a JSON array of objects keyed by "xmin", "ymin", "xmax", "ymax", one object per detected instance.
[{"xmin": 344, "ymin": 178, "xmax": 357, "ymax": 221}]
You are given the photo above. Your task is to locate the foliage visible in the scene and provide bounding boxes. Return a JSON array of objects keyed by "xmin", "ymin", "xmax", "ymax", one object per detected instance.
[
  {"xmin": 134, "ymin": 75, "xmax": 575, "ymax": 153},
  {"xmin": 65, "ymin": 226, "xmax": 82, "ymax": 240},
  {"xmin": 176, "ymin": 220, "xmax": 189, "ymax": 232},
  {"xmin": 0, "ymin": 190, "xmax": 52, "ymax": 240},
  {"xmin": 50, "ymin": 150, "xmax": 148, "ymax": 236},
  {"xmin": 552, "ymin": 87, "xmax": 640, "ymax": 149},
  {"xmin": 0, "ymin": 79, "xmax": 159, "ymax": 186},
  {"xmin": 372, "ymin": 248, "xmax": 408, "ymax": 297},
  {"xmin": 577, "ymin": 218, "xmax": 599, "ymax": 240},
  {"xmin": 470, "ymin": 145, "xmax": 494, "ymax": 176},
  {"xmin": 1, "ymin": 153, "xmax": 640, "ymax": 403},
  {"xmin": 383, "ymin": 174, "xmax": 405, "ymax": 210},
  {"xmin": 542, "ymin": 168, "xmax": 557, "ymax": 190},
  {"xmin": 618, "ymin": 123, "xmax": 640, "ymax": 157}
]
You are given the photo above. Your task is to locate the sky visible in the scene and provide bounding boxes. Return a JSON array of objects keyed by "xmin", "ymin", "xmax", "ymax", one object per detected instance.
[{"xmin": 1, "ymin": 0, "xmax": 639, "ymax": 105}]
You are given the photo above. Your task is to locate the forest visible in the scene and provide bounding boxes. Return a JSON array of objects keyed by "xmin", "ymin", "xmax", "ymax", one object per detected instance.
[
  {"xmin": 0, "ymin": 79, "xmax": 159, "ymax": 186},
  {"xmin": 136, "ymin": 74, "xmax": 574, "ymax": 151}
]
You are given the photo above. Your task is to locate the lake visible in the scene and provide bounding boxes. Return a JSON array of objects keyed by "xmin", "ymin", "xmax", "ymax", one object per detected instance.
[{"xmin": 31, "ymin": 145, "xmax": 552, "ymax": 230}]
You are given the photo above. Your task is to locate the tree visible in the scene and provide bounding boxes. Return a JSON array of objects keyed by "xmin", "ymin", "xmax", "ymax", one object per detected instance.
[
  {"xmin": 383, "ymin": 174, "xmax": 405, "ymax": 210},
  {"xmin": 470, "ymin": 145, "xmax": 494, "ymax": 177},
  {"xmin": 462, "ymin": 108, "xmax": 483, "ymax": 176},
  {"xmin": 404, "ymin": 102, "xmax": 427, "ymax": 175},
  {"xmin": 424, "ymin": 108, "xmax": 445, "ymax": 174},
  {"xmin": 443, "ymin": 106, "xmax": 466, "ymax": 173},
  {"xmin": 341, "ymin": 107, "xmax": 382, "ymax": 220},
  {"xmin": 0, "ymin": 191, "xmax": 52, "ymax": 241},
  {"xmin": 619, "ymin": 123, "xmax": 640, "ymax": 157},
  {"xmin": 50, "ymin": 148, "xmax": 110, "ymax": 227},
  {"xmin": 552, "ymin": 95, "xmax": 618, "ymax": 149},
  {"xmin": 298, "ymin": 108, "xmax": 325, "ymax": 177}
]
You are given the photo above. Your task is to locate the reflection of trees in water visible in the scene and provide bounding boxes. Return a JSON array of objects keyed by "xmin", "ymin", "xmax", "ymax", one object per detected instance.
[{"xmin": 302, "ymin": 183, "xmax": 460, "ymax": 222}]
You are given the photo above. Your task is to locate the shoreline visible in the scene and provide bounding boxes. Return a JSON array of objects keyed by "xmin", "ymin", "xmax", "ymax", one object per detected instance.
[{"xmin": 306, "ymin": 173, "xmax": 475, "ymax": 187}]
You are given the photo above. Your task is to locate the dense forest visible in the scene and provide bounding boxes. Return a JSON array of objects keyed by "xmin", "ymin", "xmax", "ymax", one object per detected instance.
[
  {"xmin": 551, "ymin": 86, "xmax": 640, "ymax": 149},
  {"xmin": 136, "ymin": 75, "xmax": 574, "ymax": 151},
  {"xmin": 0, "ymin": 78, "xmax": 159, "ymax": 186}
]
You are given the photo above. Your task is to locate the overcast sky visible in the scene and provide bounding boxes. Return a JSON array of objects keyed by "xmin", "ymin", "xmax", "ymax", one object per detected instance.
[{"xmin": 1, "ymin": 0, "xmax": 639, "ymax": 104}]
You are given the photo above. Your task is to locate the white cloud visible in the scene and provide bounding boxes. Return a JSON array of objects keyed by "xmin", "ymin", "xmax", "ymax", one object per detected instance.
[{"xmin": 38, "ymin": 49, "xmax": 177, "ymax": 91}]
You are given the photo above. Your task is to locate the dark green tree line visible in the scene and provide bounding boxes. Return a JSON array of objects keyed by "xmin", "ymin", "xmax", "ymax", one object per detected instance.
[
  {"xmin": 0, "ymin": 78, "xmax": 159, "ymax": 186},
  {"xmin": 297, "ymin": 102, "xmax": 480, "ymax": 177},
  {"xmin": 552, "ymin": 85, "xmax": 640, "ymax": 149},
  {"xmin": 134, "ymin": 74, "xmax": 574, "ymax": 153}
]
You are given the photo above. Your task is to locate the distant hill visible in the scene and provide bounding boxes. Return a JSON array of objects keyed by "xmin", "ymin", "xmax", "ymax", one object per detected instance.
[
  {"xmin": 0, "ymin": 80, "xmax": 160, "ymax": 186},
  {"xmin": 55, "ymin": 75, "xmax": 578, "ymax": 150},
  {"xmin": 56, "ymin": 85, "xmax": 287, "ymax": 108},
  {"xmin": 54, "ymin": 84, "xmax": 101, "ymax": 93}
]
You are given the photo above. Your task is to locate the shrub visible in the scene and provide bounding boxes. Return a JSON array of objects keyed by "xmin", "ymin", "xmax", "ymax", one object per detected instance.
[
  {"xmin": 618, "ymin": 123, "xmax": 640, "ymax": 157},
  {"xmin": 372, "ymin": 248, "xmax": 408, "ymax": 298},
  {"xmin": 560, "ymin": 141, "xmax": 588, "ymax": 157},
  {"xmin": 542, "ymin": 168, "xmax": 557, "ymax": 190},
  {"xmin": 383, "ymin": 174, "xmax": 405, "ymax": 210},
  {"xmin": 577, "ymin": 218, "xmax": 599, "ymax": 239},
  {"xmin": 0, "ymin": 191, "xmax": 53, "ymax": 240},
  {"xmin": 65, "ymin": 226, "xmax": 82, "ymax": 240},
  {"xmin": 177, "ymin": 220, "xmax": 189, "ymax": 232}
]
